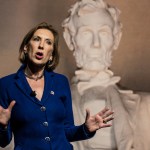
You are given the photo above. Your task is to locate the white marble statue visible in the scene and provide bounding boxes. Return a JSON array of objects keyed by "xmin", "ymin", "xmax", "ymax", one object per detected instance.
[{"xmin": 62, "ymin": 0, "xmax": 150, "ymax": 150}]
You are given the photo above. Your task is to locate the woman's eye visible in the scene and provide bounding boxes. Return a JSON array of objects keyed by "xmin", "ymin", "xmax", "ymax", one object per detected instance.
[
  {"xmin": 33, "ymin": 37, "xmax": 40, "ymax": 41},
  {"xmin": 46, "ymin": 40, "xmax": 53, "ymax": 45}
]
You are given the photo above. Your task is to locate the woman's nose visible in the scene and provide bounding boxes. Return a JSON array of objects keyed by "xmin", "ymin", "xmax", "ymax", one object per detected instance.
[
  {"xmin": 38, "ymin": 45, "xmax": 44, "ymax": 50},
  {"xmin": 38, "ymin": 41, "xmax": 44, "ymax": 50}
]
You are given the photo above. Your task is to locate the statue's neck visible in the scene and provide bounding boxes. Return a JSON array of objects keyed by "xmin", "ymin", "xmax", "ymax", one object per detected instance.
[
  {"xmin": 71, "ymin": 69, "xmax": 121, "ymax": 95},
  {"xmin": 72, "ymin": 69, "xmax": 120, "ymax": 82}
]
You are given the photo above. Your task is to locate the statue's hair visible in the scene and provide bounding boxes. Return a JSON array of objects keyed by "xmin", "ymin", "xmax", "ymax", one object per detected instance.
[{"xmin": 62, "ymin": 0, "xmax": 122, "ymax": 38}]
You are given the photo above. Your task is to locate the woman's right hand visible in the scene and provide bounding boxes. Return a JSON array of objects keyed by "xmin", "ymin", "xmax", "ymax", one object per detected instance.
[{"xmin": 0, "ymin": 100, "xmax": 16, "ymax": 127}]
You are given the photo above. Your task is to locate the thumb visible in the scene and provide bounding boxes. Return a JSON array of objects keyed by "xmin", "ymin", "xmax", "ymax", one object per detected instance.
[
  {"xmin": 85, "ymin": 108, "xmax": 90, "ymax": 121},
  {"xmin": 8, "ymin": 100, "xmax": 16, "ymax": 111}
]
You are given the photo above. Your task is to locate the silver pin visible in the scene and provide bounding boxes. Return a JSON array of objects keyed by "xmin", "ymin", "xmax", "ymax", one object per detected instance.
[{"xmin": 50, "ymin": 91, "xmax": 54, "ymax": 95}]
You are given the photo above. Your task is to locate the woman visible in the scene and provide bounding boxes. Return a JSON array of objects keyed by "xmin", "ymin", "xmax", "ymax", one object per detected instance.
[{"xmin": 0, "ymin": 22, "xmax": 114, "ymax": 150}]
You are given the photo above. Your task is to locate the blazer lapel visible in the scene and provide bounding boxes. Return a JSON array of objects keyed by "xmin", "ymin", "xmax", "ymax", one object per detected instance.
[
  {"xmin": 41, "ymin": 70, "xmax": 55, "ymax": 103},
  {"xmin": 14, "ymin": 66, "xmax": 41, "ymax": 105}
]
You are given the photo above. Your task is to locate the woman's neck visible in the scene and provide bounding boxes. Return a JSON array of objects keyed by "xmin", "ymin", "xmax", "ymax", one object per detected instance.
[{"xmin": 24, "ymin": 64, "xmax": 45, "ymax": 81}]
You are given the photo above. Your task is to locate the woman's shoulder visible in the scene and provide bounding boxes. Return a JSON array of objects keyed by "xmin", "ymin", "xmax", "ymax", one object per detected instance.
[
  {"xmin": 0, "ymin": 73, "xmax": 16, "ymax": 85},
  {"xmin": 54, "ymin": 72, "xmax": 68, "ymax": 79},
  {"xmin": 47, "ymin": 71, "xmax": 68, "ymax": 80},
  {"xmin": 46, "ymin": 71, "xmax": 70, "ymax": 86},
  {"xmin": 1, "ymin": 73, "xmax": 16, "ymax": 80}
]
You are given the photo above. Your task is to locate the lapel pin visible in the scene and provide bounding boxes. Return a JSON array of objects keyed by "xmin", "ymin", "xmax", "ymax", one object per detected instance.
[{"xmin": 50, "ymin": 91, "xmax": 54, "ymax": 95}]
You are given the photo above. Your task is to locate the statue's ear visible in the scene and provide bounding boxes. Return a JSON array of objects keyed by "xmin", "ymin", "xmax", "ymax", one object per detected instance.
[
  {"xmin": 113, "ymin": 31, "xmax": 122, "ymax": 50},
  {"xmin": 63, "ymin": 28, "xmax": 75, "ymax": 51}
]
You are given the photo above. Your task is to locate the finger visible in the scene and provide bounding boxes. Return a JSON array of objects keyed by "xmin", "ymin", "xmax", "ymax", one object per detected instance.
[
  {"xmin": 8, "ymin": 100, "xmax": 16, "ymax": 111},
  {"xmin": 102, "ymin": 110, "xmax": 114, "ymax": 119},
  {"xmin": 106, "ymin": 117, "xmax": 114, "ymax": 122},
  {"xmin": 103, "ymin": 116, "xmax": 114, "ymax": 124},
  {"xmin": 95, "ymin": 115, "xmax": 112, "ymax": 129},
  {"xmin": 96, "ymin": 115, "xmax": 112, "ymax": 127},
  {"xmin": 101, "ymin": 123, "xmax": 112, "ymax": 128},
  {"xmin": 85, "ymin": 108, "xmax": 90, "ymax": 121},
  {"xmin": 98, "ymin": 107, "xmax": 110, "ymax": 116}
]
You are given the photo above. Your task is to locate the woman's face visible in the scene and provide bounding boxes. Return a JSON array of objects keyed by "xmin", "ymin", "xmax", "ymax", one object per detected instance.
[{"xmin": 24, "ymin": 29, "xmax": 54, "ymax": 67}]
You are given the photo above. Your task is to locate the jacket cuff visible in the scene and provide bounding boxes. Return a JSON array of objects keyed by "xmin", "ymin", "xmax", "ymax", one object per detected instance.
[{"xmin": 83, "ymin": 123, "xmax": 96, "ymax": 138}]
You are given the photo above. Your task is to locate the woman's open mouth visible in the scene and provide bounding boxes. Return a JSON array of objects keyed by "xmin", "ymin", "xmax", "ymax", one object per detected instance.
[{"xmin": 35, "ymin": 52, "xmax": 44, "ymax": 59}]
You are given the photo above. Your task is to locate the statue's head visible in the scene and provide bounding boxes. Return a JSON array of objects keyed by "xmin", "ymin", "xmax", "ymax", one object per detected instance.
[{"xmin": 62, "ymin": 0, "xmax": 122, "ymax": 71}]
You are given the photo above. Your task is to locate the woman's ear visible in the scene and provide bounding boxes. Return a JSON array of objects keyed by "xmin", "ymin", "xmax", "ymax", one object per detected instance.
[
  {"xmin": 49, "ymin": 55, "xmax": 53, "ymax": 61},
  {"xmin": 24, "ymin": 44, "xmax": 29, "ymax": 52}
]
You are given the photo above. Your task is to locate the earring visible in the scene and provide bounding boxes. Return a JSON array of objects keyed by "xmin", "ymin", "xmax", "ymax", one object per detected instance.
[{"xmin": 47, "ymin": 59, "xmax": 53, "ymax": 65}]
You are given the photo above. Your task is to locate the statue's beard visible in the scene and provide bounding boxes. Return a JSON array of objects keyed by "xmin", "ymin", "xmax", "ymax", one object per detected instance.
[{"xmin": 74, "ymin": 49, "xmax": 112, "ymax": 71}]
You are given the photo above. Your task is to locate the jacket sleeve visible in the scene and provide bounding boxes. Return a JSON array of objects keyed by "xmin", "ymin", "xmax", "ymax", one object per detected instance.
[
  {"xmin": 0, "ymin": 78, "xmax": 12, "ymax": 147},
  {"xmin": 61, "ymin": 76, "xmax": 95, "ymax": 142}
]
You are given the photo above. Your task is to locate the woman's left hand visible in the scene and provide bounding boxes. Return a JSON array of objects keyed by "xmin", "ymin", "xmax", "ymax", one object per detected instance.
[{"xmin": 85, "ymin": 107, "xmax": 114, "ymax": 133}]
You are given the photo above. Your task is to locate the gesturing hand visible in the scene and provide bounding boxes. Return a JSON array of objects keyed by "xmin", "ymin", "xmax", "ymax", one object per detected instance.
[
  {"xmin": 85, "ymin": 107, "xmax": 114, "ymax": 133},
  {"xmin": 0, "ymin": 100, "xmax": 16, "ymax": 127}
]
